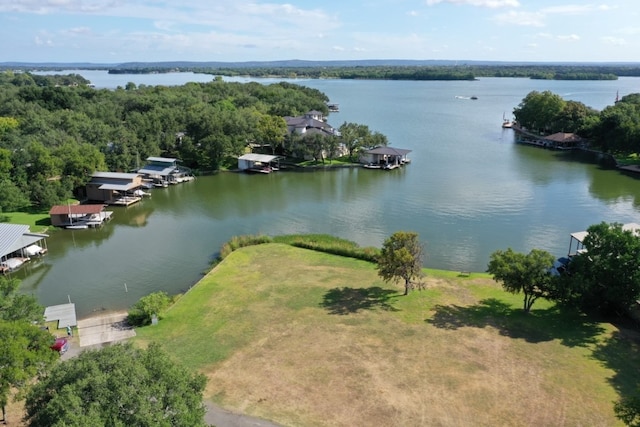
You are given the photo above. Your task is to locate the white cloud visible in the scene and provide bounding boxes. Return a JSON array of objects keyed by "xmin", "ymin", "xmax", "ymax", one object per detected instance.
[
  {"xmin": 601, "ymin": 36, "xmax": 626, "ymax": 45},
  {"xmin": 493, "ymin": 10, "xmax": 545, "ymax": 26},
  {"xmin": 65, "ymin": 26, "xmax": 91, "ymax": 35},
  {"xmin": 557, "ymin": 34, "xmax": 580, "ymax": 41},
  {"xmin": 616, "ymin": 26, "xmax": 640, "ymax": 36},
  {"xmin": 1, "ymin": 0, "xmax": 120, "ymax": 14},
  {"xmin": 34, "ymin": 34, "xmax": 54, "ymax": 46},
  {"xmin": 426, "ymin": 0, "xmax": 520, "ymax": 8},
  {"xmin": 541, "ymin": 4, "xmax": 614, "ymax": 15}
]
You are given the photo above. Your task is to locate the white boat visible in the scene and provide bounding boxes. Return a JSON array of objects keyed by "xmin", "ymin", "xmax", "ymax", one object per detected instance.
[
  {"xmin": 363, "ymin": 163, "xmax": 382, "ymax": 169},
  {"xmin": 133, "ymin": 189, "xmax": 151, "ymax": 197},
  {"xmin": 502, "ymin": 113, "xmax": 514, "ymax": 128},
  {"xmin": 66, "ymin": 224, "xmax": 89, "ymax": 230}
]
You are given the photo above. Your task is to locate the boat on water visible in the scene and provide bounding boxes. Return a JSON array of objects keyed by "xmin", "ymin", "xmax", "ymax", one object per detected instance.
[
  {"xmin": 502, "ymin": 113, "xmax": 514, "ymax": 128},
  {"xmin": 66, "ymin": 224, "xmax": 89, "ymax": 230},
  {"xmin": 470, "ymin": 96, "xmax": 478, "ymax": 100},
  {"xmin": 133, "ymin": 189, "xmax": 151, "ymax": 197},
  {"xmin": 363, "ymin": 163, "xmax": 382, "ymax": 169}
]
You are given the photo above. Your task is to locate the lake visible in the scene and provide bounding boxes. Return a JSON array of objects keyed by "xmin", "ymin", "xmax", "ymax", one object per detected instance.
[{"xmin": 24, "ymin": 70, "xmax": 640, "ymax": 318}]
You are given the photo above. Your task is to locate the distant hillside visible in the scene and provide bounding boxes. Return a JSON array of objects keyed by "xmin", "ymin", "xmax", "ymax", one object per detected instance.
[{"xmin": 3, "ymin": 59, "xmax": 640, "ymax": 70}]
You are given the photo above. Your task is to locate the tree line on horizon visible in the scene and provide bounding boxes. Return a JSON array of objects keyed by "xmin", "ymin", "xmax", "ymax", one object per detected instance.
[{"xmin": 102, "ymin": 64, "xmax": 629, "ymax": 81}]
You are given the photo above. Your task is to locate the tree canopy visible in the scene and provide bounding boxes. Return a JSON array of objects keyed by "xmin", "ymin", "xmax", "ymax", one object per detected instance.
[
  {"xmin": 556, "ymin": 222, "xmax": 640, "ymax": 316},
  {"xmin": 487, "ymin": 248, "xmax": 556, "ymax": 313},
  {"xmin": 0, "ymin": 276, "xmax": 55, "ymax": 423},
  {"xmin": 0, "ymin": 276, "xmax": 43, "ymax": 323},
  {"xmin": 24, "ymin": 342, "xmax": 207, "ymax": 427},
  {"xmin": 0, "ymin": 72, "xmax": 340, "ymax": 209},
  {"xmin": 377, "ymin": 231, "xmax": 424, "ymax": 295},
  {"xmin": 512, "ymin": 89, "xmax": 640, "ymax": 155}
]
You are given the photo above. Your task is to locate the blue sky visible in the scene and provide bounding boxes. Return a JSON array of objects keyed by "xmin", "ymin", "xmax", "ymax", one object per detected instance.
[{"xmin": 1, "ymin": 0, "xmax": 639, "ymax": 63}]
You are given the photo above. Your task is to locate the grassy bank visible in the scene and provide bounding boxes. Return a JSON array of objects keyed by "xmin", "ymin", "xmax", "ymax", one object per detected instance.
[
  {"xmin": 134, "ymin": 243, "xmax": 639, "ymax": 426},
  {"xmin": 1, "ymin": 210, "xmax": 51, "ymax": 233}
]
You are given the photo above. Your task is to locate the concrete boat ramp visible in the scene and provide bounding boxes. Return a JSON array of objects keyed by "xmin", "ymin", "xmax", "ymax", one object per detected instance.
[
  {"xmin": 45, "ymin": 304, "xmax": 135, "ymax": 347},
  {"xmin": 77, "ymin": 311, "xmax": 136, "ymax": 347}
]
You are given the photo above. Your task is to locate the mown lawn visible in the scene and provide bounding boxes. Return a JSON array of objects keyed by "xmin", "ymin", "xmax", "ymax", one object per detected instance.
[
  {"xmin": 1, "ymin": 211, "xmax": 51, "ymax": 233},
  {"xmin": 134, "ymin": 243, "xmax": 640, "ymax": 426}
]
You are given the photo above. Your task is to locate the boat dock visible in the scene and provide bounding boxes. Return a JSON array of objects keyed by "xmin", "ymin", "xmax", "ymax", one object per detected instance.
[
  {"xmin": 618, "ymin": 164, "xmax": 640, "ymax": 177},
  {"xmin": 361, "ymin": 146, "xmax": 412, "ymax": 171},
  {"xmin": 110, "ymin": 196, "xmax": 142, "ymax": 206}
]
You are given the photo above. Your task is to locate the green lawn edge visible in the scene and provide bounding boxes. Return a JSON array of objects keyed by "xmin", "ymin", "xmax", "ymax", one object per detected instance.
[{"xmin": 132, "ymin": 242, "xmax": 639, "ymax": 426}]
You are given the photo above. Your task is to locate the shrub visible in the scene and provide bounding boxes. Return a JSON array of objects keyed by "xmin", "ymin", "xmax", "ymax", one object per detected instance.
[
  {"xmin": 128, "ymin": 291, "xmax": 171, "ymax": 327},
  {"xmin": 218, "ymin": 234, "xmax": 273, "ymax": 260},
  {"xmin": 273, "ymin": 234, "xmax": 380, "ymax": 262}
]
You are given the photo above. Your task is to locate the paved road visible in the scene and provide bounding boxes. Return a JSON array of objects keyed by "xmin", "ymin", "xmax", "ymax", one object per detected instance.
[{"xmin": 62, "ymin": 313, "xmax": 282, "ymax": 427}]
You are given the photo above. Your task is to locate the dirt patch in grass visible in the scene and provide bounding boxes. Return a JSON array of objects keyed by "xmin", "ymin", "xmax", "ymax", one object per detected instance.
[{"xmin": 135, "ymin": 244, "xmax": 637, "ymax": 426}]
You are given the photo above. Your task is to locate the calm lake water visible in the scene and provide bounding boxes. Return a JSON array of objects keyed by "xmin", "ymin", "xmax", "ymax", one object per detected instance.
[{"xmin": 25, "ymin": 70, "xmax": 640, "ymax": 317}]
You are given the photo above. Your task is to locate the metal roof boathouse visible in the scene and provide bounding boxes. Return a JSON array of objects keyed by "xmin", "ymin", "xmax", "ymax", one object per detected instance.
[
  {"xmin": 86, "ymin": 172, "xmax": 144, "ymax": 206},
  {"xmin": 0, "ymin": 223, "xmax": 48, "ymax": 274},
  {"xmin": 361, "ymin": 146, "xmax": 412, "ymax": 170}
]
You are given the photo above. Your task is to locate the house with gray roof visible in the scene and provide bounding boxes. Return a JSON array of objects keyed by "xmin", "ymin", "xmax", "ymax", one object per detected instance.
[
  {"xmin": 283, "ymin": 111, "xmax": 346, "ymax": 159},
  {"xmin": 284, "ymin": 111, "xmax": 341, "ymax": 138}
]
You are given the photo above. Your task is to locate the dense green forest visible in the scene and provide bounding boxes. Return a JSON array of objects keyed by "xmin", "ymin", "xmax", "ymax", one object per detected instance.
[
  {"xmin": 513, "ymin": 90, "xmax": 640, "ymax": 156},
  {"xmin": 0, "ymin": 71, "xmax": 344, "ymax": 212},
  {"xmin": 103, "ymin": 64, "xmax": 636, "ymax": 81}
]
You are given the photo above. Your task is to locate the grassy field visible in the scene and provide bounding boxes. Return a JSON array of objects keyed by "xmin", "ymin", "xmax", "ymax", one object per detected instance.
[
  {"xmin": 134, "ymin": 243, "xmax": 640, "ymax": 426},
  {"xmin": 1, "ymin": 211, "xmax": 51, "ymax": 233}
]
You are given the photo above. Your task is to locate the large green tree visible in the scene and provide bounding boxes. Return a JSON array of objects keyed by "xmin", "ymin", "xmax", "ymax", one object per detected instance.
[
  {"xmin": 377, "ymin": 231, "xmax": 424, "ymax": 295},
  {"xmin": 557, "ymin": 222, "xmax": 640, "ymax": 316},
  {"xmin": 0, "ymin": 276, "xmax": 43, "ymax": 323},
  {"xmin": 513, "ymin": 90, "xmax": 566, "ymax": 133},
  {"xmin": 0, "ymin": 321, "xmax": 58, "ymax": 423},
  {"xmin": 487, "ymin": 248, "xmax": 556, "ymax": 313},
  {"xmin": 0, "ymin": 276, "xmax": 52, "ymax": 422},
  {"xmin": 24, "ymin": 342, "xmax": 207, "ymax": 427},
  {"xmin": 257, "ymin": 113, "xmax": 287, "ymax": 154},
  {"xmin": 339, "ymin": 122, "xmax": 370, "ymax": 160}
]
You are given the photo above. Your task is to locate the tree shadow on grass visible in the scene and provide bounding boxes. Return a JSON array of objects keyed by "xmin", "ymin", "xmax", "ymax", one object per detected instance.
[
  {"xmin": 427, "ymin": 298, "xmax": 606, "ymax": 347},
  {"xmin": 320, "ymin": 286, "xmax": 400, "ymax": 315},
  {"xmin": 591, "ymin": 327, "xmax": 640, "ymax": 404},
  {"xmin": 35, "ymin": 217, "xmax": 51, "ymax": 226}
]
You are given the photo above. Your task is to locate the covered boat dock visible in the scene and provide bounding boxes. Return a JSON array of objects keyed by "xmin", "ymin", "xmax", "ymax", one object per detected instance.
[
  {"xmin": 50, "ymin": 204, "xmax": 113, "ymax": 229},
  {"xmin": 238, "ymin": 153, "xmax": 281, "ymax": 173},
  {"xmin": 361, "ymin": 146, "xmax": 412, "ymax": 170},
  {"xmin": 0, "ymin": 223, "xmax": 48, "ymax": 274},
  {"xmin": 568, "ymin": 222, "xmax": 640, "ymax": 256}
]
